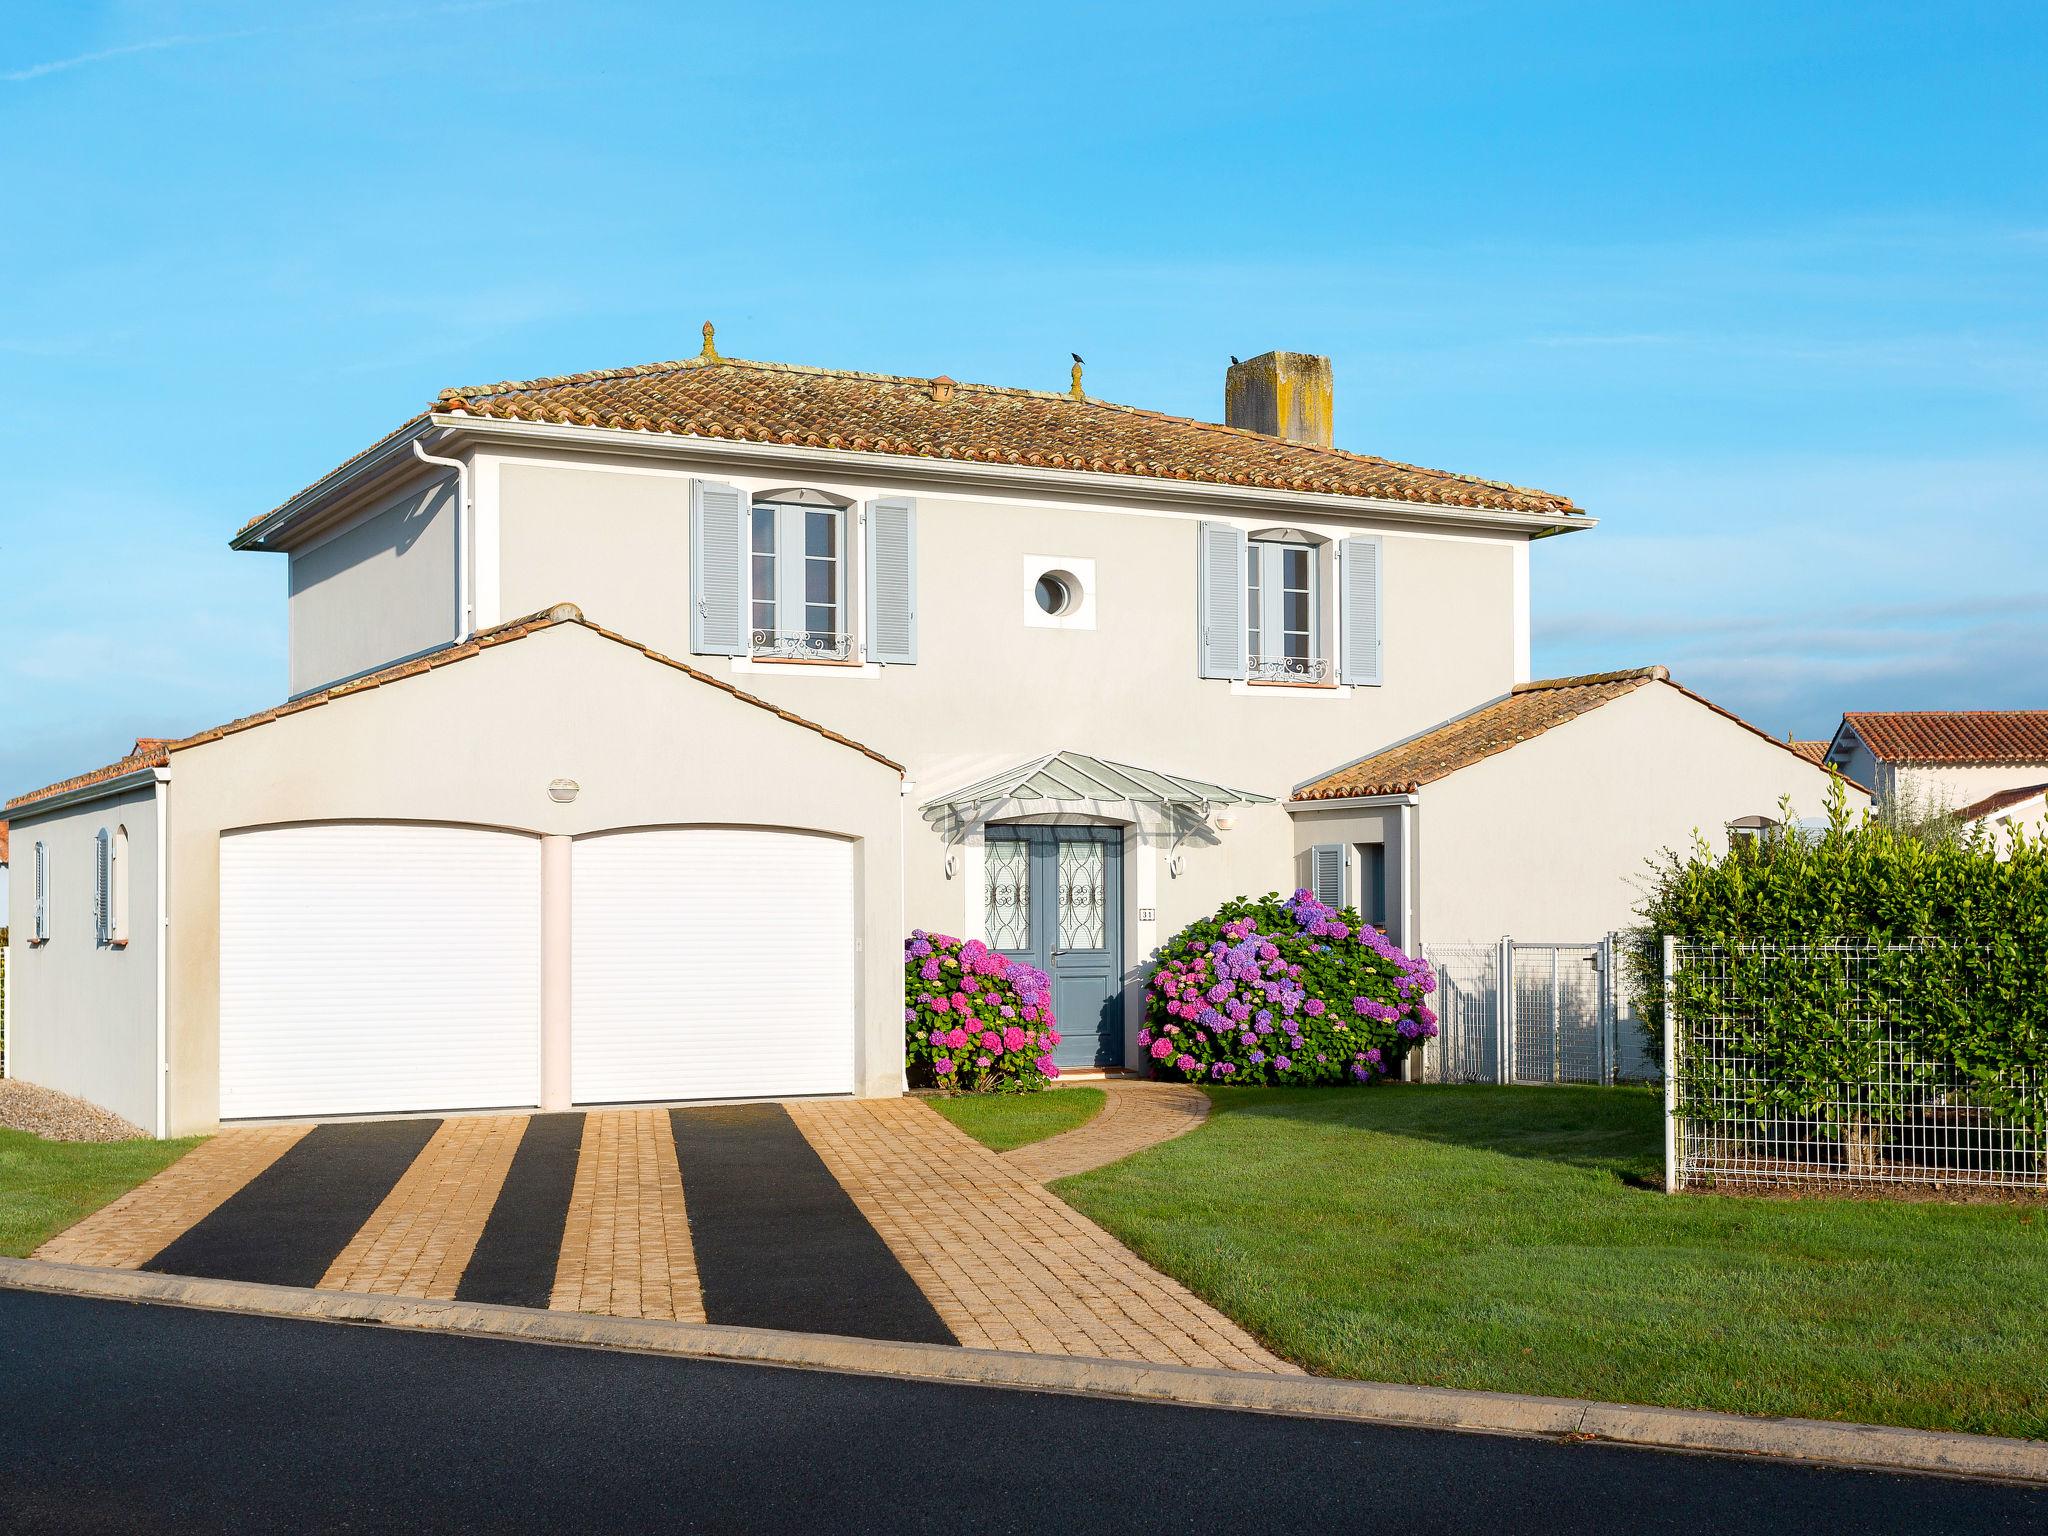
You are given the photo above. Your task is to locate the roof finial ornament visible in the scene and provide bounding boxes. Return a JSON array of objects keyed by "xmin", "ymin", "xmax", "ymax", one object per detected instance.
[
  {"xmin": 699, "ymin": 320, "xmax": 720, "ymax": 363},
  {"xmin": 1069, "ymin": 351, "xmax": 1085, "ymax": 400}
]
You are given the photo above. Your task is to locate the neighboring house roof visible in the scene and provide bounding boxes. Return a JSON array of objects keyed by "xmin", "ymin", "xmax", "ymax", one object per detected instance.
[
  {"xmin": 245, "ymin": 343, "xmax": 1582, "ymax": 535},
  {"xmin": 5, "ymin": 605, "xmax": 902, "ymax": 816},
  {"xmin": 1788, "ymin": 739, "xmax": 1830, "ymax": 764},
  {"xmin": 1836, "ymin": 710, "xmax": 2048, "ymax": 766},
  {"xmin": 1956, "ymin": 782, "xmax": 2048, "ymax": 822},
  {"xmin": 922, "ymin": 750, "xmax": 1274, "ymax": 825},
  {"xmin": 1292, "ymin": 667, "xmax": 1861, "ymax": 801}
]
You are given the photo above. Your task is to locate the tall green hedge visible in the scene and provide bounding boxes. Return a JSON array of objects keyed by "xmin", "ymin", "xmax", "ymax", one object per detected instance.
[{"xmin": 1631, "ymin": 780, "xmax": 2048, "ymax": 1145}]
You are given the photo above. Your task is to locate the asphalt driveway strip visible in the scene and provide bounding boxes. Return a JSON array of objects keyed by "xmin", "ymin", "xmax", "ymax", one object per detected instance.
[
  {"xmin": 669, "ymin": 1103, "xmax": 957, "ymax": 1346},
  {"xmin": 456, "ymin": 1112, "xmax": 587, "ymax": 1309},
  {"xmin": 141, "ymin": 1119, "xmax": 441, "ymax": 1287},
  {"xmin": 4, "ymin": 1288, "xmax": 2043, "ymax": 1535}
]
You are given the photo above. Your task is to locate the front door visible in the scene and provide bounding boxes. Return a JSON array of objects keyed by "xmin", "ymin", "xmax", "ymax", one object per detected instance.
[{"xmin": 984, "ymin": 826, "xmax": 1125, "ymax": 1069}]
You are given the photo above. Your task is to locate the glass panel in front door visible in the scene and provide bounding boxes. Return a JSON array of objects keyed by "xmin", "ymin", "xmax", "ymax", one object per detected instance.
[
  {"xmin": 985, "ymin": 840, "xmax": 1031, "ymax": 951},
  {"xmin": 1056, "ymin": 839, "xmax": 1107, "ymax": 950}
]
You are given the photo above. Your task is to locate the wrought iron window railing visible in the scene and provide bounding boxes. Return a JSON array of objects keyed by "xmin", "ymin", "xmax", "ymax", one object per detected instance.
[
  {"xmin": 1249, "ymin": 654, "xmax": 1329, "ymax": 683},
  {"xmin": 750, "ymin": 630, "xmax": 853, "ymax": 661}
]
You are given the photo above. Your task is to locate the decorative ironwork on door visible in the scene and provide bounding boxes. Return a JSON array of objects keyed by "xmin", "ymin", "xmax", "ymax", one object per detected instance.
[
  {"xmin": 984, "ymin": 839, "xmax": 1031, "ymax": 950},
  {"xmin": 1056, "ymin": 840, "xmax": 1107, "ymax": 949}
]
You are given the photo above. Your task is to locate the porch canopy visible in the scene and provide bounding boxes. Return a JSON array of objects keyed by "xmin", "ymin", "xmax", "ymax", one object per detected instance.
[{"xmin": 921, "ymin": 750, "xmax": 1274, "ymax": 848}]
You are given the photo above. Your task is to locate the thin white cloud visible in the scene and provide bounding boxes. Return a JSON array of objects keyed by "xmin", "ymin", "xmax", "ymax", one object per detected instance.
[{"xmin": 4, "ymin": 2, "xmax": 536, "ymax": 84}]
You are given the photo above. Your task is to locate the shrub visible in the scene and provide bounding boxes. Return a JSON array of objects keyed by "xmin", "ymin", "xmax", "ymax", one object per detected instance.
[
  {"xmin": 904, "ymin": 931, "xmax": 1061, "ymax": 1093},
  {"xmin": 1140, "ymin": 890, "xmax": 1437, "ymax": 1085},
  {"xmin": 1630, "ymin": 777, "xmax": 2048, "ymax": 1131}
]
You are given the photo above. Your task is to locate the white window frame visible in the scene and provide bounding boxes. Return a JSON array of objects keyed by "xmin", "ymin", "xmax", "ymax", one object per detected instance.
[
  {"xmin": 749, "ymin": 493, "xmax": 852, "ymax": 661},
  {"xmin": 109, "ymin": 825, "xmax": 130, "ymax": 947},
  {"xmin": 1246, "ymin": 533, "xmax": 1327, "ymax": 684},
  {"xmin": 32, "ymin": 839, "xmax": 50, "ymax": 944}
]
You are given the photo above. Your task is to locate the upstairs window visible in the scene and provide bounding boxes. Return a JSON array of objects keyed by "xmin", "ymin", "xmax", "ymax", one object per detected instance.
[
  {"xmin": 1247, "ymin": 536, "xmax": 1321, "ymax": 682},
  {"xmin": 749, "ymin": 490, "xmax": 850, "ymax": 660}
]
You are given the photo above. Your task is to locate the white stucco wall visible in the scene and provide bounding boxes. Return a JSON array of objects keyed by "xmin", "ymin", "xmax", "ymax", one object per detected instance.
[
  {"xmin": 481, "ymin": 448, "xmax": 1527, "ymax": 941},
  {"xmin": 1885, "ymin": 762, "xmax": 2048, "ymax": 817},
  {"xmin": 1415, "ymin": 681, "xmax": 1847, "ymax": 942},
  {"xmin": 160, "ymin": 622, "xmax": 905, "ymax": 1135},
  {"xmin": 3, "ymin": 782, "xmax": 162, "ymax": 1132},
  {"xmin": 288, "ymin": 473, "xmax": 458, "ymax": 694}
]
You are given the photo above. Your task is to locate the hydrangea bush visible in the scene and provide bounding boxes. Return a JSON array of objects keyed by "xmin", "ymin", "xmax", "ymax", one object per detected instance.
[
  {"xmin": 904, "ymin": 931, "xmax": 1062, "ymax": 1093},
  {"xmin": 1140, "ymin": 890, "xmax": 1436, "ymax": 1085}
]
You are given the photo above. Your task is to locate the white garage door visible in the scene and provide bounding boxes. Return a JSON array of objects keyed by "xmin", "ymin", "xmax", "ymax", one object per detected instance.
[
  {"xmin": 220, "ymin": 823, "xmax": 542, "ymax": 1119},
  {"xmin": 571, "ymin": 828, "xmax": 857, "ymax": 1104}
]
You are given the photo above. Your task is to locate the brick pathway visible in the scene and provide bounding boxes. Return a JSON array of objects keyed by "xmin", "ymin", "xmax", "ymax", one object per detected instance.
[
  {"xmin": 33, "ymin": 1097, "xmax": 1288, "ymax": 1374},
  {"xmin": 1004, "ymin": 1080, "xmax": 1209, "ymax": 1183},
  {"xmin": 550, "ymin": 1110, "xmax": 705, "ymax": 1323},
  {"xmin": 788, "ymin": 1097, "xmax": 1294, "ymax": 1372},
  {"xmin": 318, "ymin": 1115, "xmax": 526, "ymax": 1298},
  {"xmin": 34, "ymin": 1124, "xmax": 310, "ymax": 1269}
]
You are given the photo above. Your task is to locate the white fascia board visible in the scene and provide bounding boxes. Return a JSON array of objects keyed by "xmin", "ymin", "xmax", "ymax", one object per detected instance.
[
  {"xmin": 231, "ymin": 417, "xmax": 436, "ymax": 552},
  {"xmin": 7, "ymin": 766, "xmax": 170, "ymax": 822},
  {"xmin": 419, "ymin": 414, "xmax": 1597, "ymax": 540},
  {"xmin": 1285, "ymin": 792, "xmax": 1421, "ymax": 813}
]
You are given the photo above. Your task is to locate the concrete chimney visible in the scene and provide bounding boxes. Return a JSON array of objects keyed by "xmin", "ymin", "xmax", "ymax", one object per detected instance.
[{"xmin": 1225, "ymin": 351, "xmax": 1333, "ymax": 447}]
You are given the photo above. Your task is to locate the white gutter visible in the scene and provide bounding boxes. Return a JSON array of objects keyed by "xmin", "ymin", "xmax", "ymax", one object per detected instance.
[
  {"xmin": 431, "ymin": 414, "xmax": 1592, "ymax": 536},
  {"xmin": 412, "ymin": 439, "xmax": 474, "ymax": 639},
  {"xmin": 153, "ymin": 771, "xmax": 169, "ymax": 1138},
  {"xmin": 1283, "ymin": 791, "xmax": 1421, "ymax": 813},
  {"xmin": 245, "ymin": 410, "xmax": 1591, "ymax": 551}
]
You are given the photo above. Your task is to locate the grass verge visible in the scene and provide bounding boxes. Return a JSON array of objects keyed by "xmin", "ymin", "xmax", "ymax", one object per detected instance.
[
  {"xmin": 929, "ymin": 1086, "xmax": 1107, "ymax": 1152},
  {"xmin": 1057, "ymin": 1084, "xmax": 2048, "ymax": 1440},
  {"xmin": 0, "ymin": 1128, "xmax": 203, "ymax": 1258}
]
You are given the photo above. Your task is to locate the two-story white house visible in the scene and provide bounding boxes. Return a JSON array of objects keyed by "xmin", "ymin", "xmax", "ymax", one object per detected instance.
[{"xmin": 4, "ymin": 333, "xmax": 1847, "ymax": 1134}]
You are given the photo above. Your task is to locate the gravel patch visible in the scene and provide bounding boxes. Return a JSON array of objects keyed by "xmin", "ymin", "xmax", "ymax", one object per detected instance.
[{"xmin": 0, "ymin": 1078, "xmax": 150, "ymax": 1142}]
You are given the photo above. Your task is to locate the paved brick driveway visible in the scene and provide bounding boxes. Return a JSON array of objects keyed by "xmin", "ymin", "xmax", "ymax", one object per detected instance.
[{"xmin": 38, "ymin": 1095, "xmax": 1291, "ymax": 1374}]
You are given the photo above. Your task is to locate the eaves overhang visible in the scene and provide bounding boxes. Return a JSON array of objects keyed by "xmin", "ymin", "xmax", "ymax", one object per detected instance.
[{"xmin": 238, "ymin": 411, "xmax": 1597, "ymax": 552}]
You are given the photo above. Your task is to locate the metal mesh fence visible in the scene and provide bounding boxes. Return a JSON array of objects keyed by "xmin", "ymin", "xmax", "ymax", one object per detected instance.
[
  {"xmin": 1417, "ymin": 937, "xmax": 1650, "ymax": 1086},
  {"xmin": 1668, "ymin": 940, "xmax": 2048, "ymax": 1194},
  {"xmin": 1418, "ymin": 944, "xmax": 1502, "ymax": 1084}
]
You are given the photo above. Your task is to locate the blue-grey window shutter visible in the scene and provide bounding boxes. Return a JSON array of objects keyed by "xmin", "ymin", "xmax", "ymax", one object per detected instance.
[
  {"xmin": 93, "ymin": 827, "xmax": 111, "ymax": 945},
  {"xmin": 33, "ymin": 840, "xmax": 49, "ymax": 942},
  {"xmin": 1310, "ymin": 843, "xmax": 1347, "ymax": 910},
  {"xmin": 865, "ymin": 497, "xmax": 917, "ymax": 664},
  {"xmin": 689, "ymin": 479, "xmax": 747, "ymax": 656},
  {"xmin": 1339, "ymin": 535, "xmax": 1383, "ymax": 686},
  {"xmin": 1198, "ymin": 522, "xmax": 1248, "ymax": 679}
]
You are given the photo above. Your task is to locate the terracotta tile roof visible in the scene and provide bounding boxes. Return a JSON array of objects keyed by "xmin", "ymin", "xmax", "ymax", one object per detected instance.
[
  {"xmin": 1841, "ymin": 711, "xmax": 2048, "ymax": 766},
  {"xmin": 6, "ymin": 607, "xmax": 902, "ymax": 815},
  {"xmin": 1957, "ymin": 782, "xmax": 2048, "ymax": 822},
  {"xmin": 1788, "ymin": 739, "xmax": 1830, "ymax": 764},
  {"xmin": 1292, "ymin": 667, "xmax": 1863, "ymax": 801},
  {"xmin": 4, "ymin": 741, "xmax": 172, "ymax": 814},
  {"xmin": 421, "ymin": 353, "xmax": 1578, "ymax": 514}
]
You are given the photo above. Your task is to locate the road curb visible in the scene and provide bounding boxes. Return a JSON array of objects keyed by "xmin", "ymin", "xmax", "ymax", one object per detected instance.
[{"xmin": 4, "ymin": 1256, "xmax": 2042, "ymax": 1485}]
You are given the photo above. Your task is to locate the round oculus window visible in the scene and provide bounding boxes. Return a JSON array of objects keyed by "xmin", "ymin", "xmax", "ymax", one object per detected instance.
[{"xmin": 1034, "ymin": 571, "xmax": 1078, "ymax": 616}]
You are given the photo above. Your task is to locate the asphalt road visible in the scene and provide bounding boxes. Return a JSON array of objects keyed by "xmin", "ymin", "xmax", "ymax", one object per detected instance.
[{"xmin": 2, "ymin": 1288, "xmax": 2041, "ymax": 1534}]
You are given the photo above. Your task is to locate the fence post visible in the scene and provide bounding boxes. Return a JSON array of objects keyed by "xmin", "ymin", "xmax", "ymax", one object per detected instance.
[
  {"xmin": 1497, "ymin": 936, "xmax": 1514, "ymax": 1085},
  {"xmin": 1662, "ymin": 933, "xmax": 1679, "ymax": 1194}
]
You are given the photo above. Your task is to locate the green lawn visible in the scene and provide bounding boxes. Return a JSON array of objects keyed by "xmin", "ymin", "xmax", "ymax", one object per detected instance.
[
  {"xmin": 0, "ymin": 1128, "xmax": 203, "ymax": 1258},
  {"xmin": 929, "ymin": 1086, "xmax": 1106, "ymax": 1152},
  {"xmin": 1057, "ymin": 1085, "xmax": 2048, "ymax": 1440}
]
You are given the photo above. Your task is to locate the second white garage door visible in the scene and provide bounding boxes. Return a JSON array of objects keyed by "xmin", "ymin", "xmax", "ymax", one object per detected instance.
[{"xmin": 570, "ymin": 828, "xmax": 858, "ymax": 1104}]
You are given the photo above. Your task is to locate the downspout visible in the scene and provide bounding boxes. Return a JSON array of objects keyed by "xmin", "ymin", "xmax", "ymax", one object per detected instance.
[
  {"xmin": 412, "ymin": 439, "xmax": 474, "ymax": 639},
  {"xmin": 153, "ymin": 769, "xmax": 169, "ymax": 1138}
]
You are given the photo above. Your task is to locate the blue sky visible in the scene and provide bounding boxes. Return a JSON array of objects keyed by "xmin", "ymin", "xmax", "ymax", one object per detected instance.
[{"xmin": 2, "ymin": 0, "xmax": 2043, "ymax": 798}]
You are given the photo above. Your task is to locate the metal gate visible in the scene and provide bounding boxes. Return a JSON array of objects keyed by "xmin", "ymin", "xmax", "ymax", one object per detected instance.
[{"xmin": 1419, "ymin": 936, "xmax": 1646, "ymax": 1085}]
